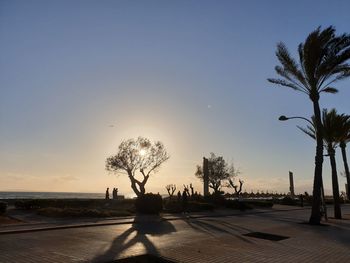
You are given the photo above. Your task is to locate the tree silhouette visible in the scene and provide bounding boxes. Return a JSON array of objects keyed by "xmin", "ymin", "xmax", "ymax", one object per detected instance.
[
  {"xmin": 195, "ymin": 153, "xmax": 238, "ymax": 195},
  {"xmin": 165, "ymin": 184, "xmax": 176, "ymax": 198},
  {"xmin": 106, "ymin": 137, "xmax": 169, "ymax": 197},
  {"xmin": 226, "ymin": 162, "xmax": 243, "ymax": 196},
  {"xmin": 337, "ymin": 115, "xmax": 350, "ymax": 199},
  {"xmin": 228, "ymin": 179, "xmax": 244, "ymax": 196},
  {"xmin": 268, "ymin": 26, "xmax": 350, "ymax": 224},
  {"xmin": 298, "ymin": 109, "xmax": 349, "ymax": 219}
]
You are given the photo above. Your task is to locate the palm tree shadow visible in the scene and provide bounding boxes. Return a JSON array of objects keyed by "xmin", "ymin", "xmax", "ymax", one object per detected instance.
[
  {"xmin": 92, "ymin": 215, "xmax": 176, "ymax": 262},
  {"xmin": 185, "ymin": 218, "xmax": 253, "ymax": 244}
]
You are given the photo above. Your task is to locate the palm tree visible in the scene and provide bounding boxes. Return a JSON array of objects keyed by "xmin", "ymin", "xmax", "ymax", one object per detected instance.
[
  {"xmin": 337, "ymin": 116, "xmax": 350, "ymax": 199},
  {"xmin": 268, "ymin": 26, "xmax": 350, "ymax": 224},
  {"xmin": 299, "ymin": 109, "xmax": 348, "ymax": 219}
]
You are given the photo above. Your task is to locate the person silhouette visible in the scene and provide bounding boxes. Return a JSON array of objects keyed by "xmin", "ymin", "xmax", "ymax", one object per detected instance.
[
  {"xmin": 177, "ymin": 191, "xmax": 182, "ymax": 202},
  {"xmin": 182, "ymin": 190, "xmax": 188, "ymax": 213},
  {"xmin": 105, "ymin": 188, "xmax": 110, "ymax": 200}
]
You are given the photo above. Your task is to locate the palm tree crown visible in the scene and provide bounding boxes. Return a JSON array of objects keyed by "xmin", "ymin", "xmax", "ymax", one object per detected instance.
[
  {"xmin": 298, "ymin": 109, "xmax": 350, "ymax": 150},
  {"xmin": 268, "ymin": 26, "xmax": 350, "ymax": 100},
  {"xmin": 338, "ymin": 117, "xmax": 350, "ymax": 147}
]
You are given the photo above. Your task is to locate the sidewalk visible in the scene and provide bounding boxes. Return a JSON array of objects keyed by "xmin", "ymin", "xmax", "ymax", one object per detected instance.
[
  {"xmin": 1, "ymin": 205, "xmax": 350, "ymax": 262},
  {"xmin": 0, "ymin": 205, "xmax": 311, "ymax": 235}
]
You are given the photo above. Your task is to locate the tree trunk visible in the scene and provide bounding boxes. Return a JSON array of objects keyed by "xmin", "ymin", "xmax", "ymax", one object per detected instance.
[
  {"xmin": 127, "ymin": 172, "xmax": 142, "ymax": 197},
  {"xmin": 210, "ymin": 183, "xmax": 220, "ymax": 195},
  {"xmin": 138, "ymin": 182, "xmax": 146, "ymax": 196},
  {"xmin": 309, "ymin": 98, "xmax": 324, "ymax": 225},
  {"xmin": 328, "ymin": 147, "xmax": 342, "ymax": 219},
  {"xmin": 340, "ymin": 144, "xmax": 350, "ymax": 200}
]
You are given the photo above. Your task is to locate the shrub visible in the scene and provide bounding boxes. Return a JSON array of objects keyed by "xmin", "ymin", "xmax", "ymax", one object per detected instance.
[
  {"xmin": 14, "ymin": 200, "xmax": 31, "ymax": 209},
  {"xmin": 163, "ymin": 200, "xmax": 215, "ymax": 213},
  {"xmin": 0, "ymin": 201, "xmax": 8, "ymax": 214},
  {"xmin": 135, "ymin": 193, "xmax": 163, "ymax": 214},
  {"xmin": 204, "ymin": 194, "xmax": 226, "ymax": 206},
  {"xmin": 245, "ymin": 200, "xmax": 273, "ymax": 208},
  {"xmin": 187, "ymin": 201, "xmax": 215, "ymax": 212},
  {"xmin": 281, "ymin": 196, "xmax": 298, "ymax": 206},
  {"xmin": 163, "ymin": 200, "xmax": 182, "ymax": 213},
  {"xmin": 225, "ymin": 200, "xmax": 253, "ymax": 211}
]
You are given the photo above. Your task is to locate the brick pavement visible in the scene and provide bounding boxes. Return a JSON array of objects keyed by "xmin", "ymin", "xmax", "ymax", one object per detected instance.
[{"xmin": 0, "ymin": 205, "xmax": 349, "ymax": 262}]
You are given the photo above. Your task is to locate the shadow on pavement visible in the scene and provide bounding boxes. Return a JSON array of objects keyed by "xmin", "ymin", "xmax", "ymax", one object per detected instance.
[
  {"xmin": 184, "ymin": 218, "xmax": 254, "ymax": 243},
  {"xmin": 92, "ymin": 215, "xmax": 176, "ymax": 263}
]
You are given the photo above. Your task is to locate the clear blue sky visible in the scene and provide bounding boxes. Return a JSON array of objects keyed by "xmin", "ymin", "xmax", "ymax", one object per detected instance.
[{"xmin": 1, "ymin": 0, "xmax": 350, "ymax": 196}]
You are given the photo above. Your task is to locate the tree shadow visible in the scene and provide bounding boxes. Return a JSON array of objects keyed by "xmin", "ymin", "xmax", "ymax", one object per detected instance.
[
  {"xmin": 185, "ymin": 218, "xmax": 253, "ymax": 243},
  {"xmin": 92, "ymin": 215, "xmax": 176, "ymax": 262}
]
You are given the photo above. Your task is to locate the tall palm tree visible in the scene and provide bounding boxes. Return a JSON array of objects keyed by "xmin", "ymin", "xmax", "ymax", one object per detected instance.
[
  {"xmin": 268, "ymin": 26, "xmax": 350, "ymax": 224},
  {"xmin": 337, "ymin": 116, "xmax": 350, "ymax": 199},
  {"xmin": 299, "ymin": 109, "xmax": 348, "ymax": 219}
]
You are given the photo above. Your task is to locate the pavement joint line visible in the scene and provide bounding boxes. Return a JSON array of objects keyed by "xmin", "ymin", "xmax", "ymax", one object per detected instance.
[{"xmin": 0, "ymin": 206, "xmax": 315, "ymax": 235}]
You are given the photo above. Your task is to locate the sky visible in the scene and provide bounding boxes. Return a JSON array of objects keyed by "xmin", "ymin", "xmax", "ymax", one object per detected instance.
[{"xmin": 1, "ymin": 0, "xmax": 350, "ymax": 197}]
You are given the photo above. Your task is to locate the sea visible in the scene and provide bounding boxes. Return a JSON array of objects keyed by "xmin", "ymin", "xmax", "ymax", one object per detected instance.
[{"xmin": 0, "ymin": 191, "xmax": 105, "ymax": 199}]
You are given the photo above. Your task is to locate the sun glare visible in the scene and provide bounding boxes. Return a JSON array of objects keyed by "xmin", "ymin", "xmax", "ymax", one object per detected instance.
[{"xmin": 139, "ymin": 149, "xmax": 147, "ymax": 156}]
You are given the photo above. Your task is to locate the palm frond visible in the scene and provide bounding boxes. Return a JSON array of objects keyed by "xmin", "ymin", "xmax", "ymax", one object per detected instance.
[
  {"xmin": 320, "ymin": 87, "xmax": 338, "ymax": 94},
  {"xmin": 269, "ymin": 26, "xmax": 350, "ymax": 101},
  {"xmin": 267, "ymin": 78, "xmax": 308, "ymax": 94},
  {"xmin": 297, "ymin": 125, "xmax": 316, "ymax": 140},
  {"xmin": 275, "ymin": 42, "xmax": 308, "ymax": 88}
]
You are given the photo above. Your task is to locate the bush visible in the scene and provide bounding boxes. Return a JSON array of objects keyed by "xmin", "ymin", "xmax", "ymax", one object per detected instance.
[
  {"xmin": 225, "ymin": 200, "xmax": 253, "ymax": 211},
  {"xmin": 245, "ymin": 200, "xmax": 274, "ymax": 208},
  {"xmin": 163, "ymin": 200, "xmax": 182, "ymax": 213},
  {"xmin": 187, "ymin": 201, "xmax": 215, "ymax": 212},
  {"xmin": 135, "ymin": 193, "xmax": 163, "ymax": 214},
  {"xmin": 281, "ymin": 196, "xmax": 298, "ymax": 206},
  {"xmin": 0, "ymin": 201, "xmax": 8, "ymax": 214},
  {"xmin": 163, "ymin": 200, "xmax": 215, "ymax": 213},
  {"xmin": 204, "ymin": 193, "xmax": 226, "ymax": 206}
]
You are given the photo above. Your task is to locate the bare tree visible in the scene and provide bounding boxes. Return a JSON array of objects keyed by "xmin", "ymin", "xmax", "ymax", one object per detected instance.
[
  {"xmin": 166, "ymin": 184, "xmax": 176, "ymax": 198},
  {"xmin": 228, "ymin": 179, "xmax": 244, "ymax": 196},
  {"xmin": 183, "ymin": 185, "xmax": 190, "ymax": 196},
  {"xmin": 106, "ymin": 137, "xmax": 169, "ymax": 197},
  {"xmin": 226, "ymin": 163, "xmax": 243, "ymax": 196},
  {"xmin": 189, "ymin": 183, "xmax": 194, "ymax": 196}
]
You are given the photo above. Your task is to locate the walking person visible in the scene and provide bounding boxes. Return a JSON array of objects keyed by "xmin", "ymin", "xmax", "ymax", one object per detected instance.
[
  {"xmin": 105, "ymin": 187, "xmax": 110, "ymax": 200},
  {"xmin": 182, "ymin": 189, "xmax": 188, "ymax": 214}
]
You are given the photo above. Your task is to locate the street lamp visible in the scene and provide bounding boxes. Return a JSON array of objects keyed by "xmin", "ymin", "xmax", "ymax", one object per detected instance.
[
  {"xmin": 278, "ymin": 115, "xmax": 314, "ymax": 127},
  {"xmin": 278, "ymin": 115, "xmax": 328, "ymax": 221}
]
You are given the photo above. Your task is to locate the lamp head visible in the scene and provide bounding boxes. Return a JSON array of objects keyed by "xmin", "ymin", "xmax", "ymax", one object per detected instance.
[{"xmin": 278, "ymin": 115, "xmax": 288, "ymax": 121}]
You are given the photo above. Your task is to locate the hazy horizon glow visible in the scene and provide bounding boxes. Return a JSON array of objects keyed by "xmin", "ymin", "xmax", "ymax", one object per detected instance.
[{"xmin": 1, "ymin": 0, "xmax": 350, "ymax": 197}]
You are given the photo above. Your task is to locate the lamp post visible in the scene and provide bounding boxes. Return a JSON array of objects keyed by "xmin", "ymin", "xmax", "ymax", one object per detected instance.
[{"xmin": 279, "ymin": 115, "xmax": 328, "ymax": 221}]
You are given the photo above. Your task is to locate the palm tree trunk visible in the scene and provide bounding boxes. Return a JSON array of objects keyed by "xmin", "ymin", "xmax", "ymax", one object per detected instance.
[
  {"xmin": 328, "ymin": 148, "xmax": 342, "ymax": 219},
  {"xmin": 309, "ymin": 99, "xmax": 324, "ymax": 225},
  {"xmin": 340, "ymin": 144, "xmax": 350, "ymax": 199}
]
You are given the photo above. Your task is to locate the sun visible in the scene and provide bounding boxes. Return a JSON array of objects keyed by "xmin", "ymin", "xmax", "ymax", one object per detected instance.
[{"xmin": 139, "ymin": 149, "xmax": 147, "ymax": 156}]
